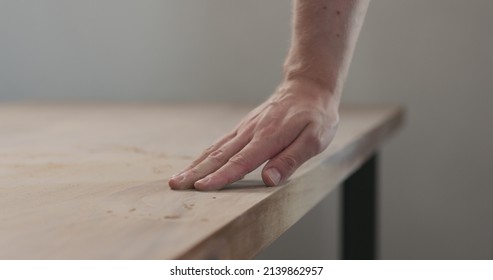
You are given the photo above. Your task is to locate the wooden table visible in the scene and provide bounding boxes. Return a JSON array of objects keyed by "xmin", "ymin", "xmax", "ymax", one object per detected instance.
[{"xmin": 0, "ymin": 103, "xmax": 403, "ymax": 259}]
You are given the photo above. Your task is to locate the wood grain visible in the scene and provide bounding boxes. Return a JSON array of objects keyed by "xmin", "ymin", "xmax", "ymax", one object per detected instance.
[{"xmin": 0, "ymin": 103, "xmax": 403, "ymax": 259}]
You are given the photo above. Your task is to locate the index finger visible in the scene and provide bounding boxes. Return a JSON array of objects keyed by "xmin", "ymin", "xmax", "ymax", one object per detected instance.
[
  {"xmin": 193, "ymin": 138, "xmax": 276, "ymax": 190},
  {"xmin": 194, "ymin": 121, "xmax": 311, "ymax": 190}
]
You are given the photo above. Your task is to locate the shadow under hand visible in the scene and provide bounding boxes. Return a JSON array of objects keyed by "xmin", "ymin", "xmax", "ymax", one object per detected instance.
[{"xmin": 221, "ymin": 179, "xmax": 277, "ymax": 193}]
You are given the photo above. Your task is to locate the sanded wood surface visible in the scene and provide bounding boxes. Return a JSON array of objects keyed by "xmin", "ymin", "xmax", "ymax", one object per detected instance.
[{"xmin": 0, "ymin": 103, "xmax": 403, "ymax": 259}]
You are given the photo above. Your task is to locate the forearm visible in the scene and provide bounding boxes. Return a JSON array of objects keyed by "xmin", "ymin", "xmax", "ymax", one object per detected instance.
[{"xmin": 283, "ymin": 0, "xmax": 369, "ymax": 103}]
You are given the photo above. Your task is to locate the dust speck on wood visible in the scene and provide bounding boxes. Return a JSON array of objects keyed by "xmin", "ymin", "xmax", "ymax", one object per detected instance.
[
  {"xmin": 164, "ymin": 215, "xmax": 180, "ymax": 220},
  {"xmin": 182, "ymin": 203, "xmax": 194, "ymax": 210}
]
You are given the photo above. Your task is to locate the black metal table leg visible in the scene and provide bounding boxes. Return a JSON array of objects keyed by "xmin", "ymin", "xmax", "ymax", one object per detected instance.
[{"xmin": 341, "ymin": 153, "xmax": 378, "ymax": 260}]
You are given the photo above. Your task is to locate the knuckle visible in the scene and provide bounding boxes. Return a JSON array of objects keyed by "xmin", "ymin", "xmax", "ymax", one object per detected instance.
[
  {"xmin": 255, "ymin": 128, "xmax": 272, "ymax": 140},
  {"xmin": 203, "ymin": 144, "xmax": 216, "ymax": 154},
  {"xmin": 192, "ymin": 145, "xmax": 216, "ymax": 165},
  {"xmin": 228, "ymin": 153, "xmax": 252, "ymax": 172},
  {"xmin": 187, "ymin": 167, "xmax": 201, "ymax": 177},
  {"xmin": 253, "ymin": 130, "xmax": 286, "ymax": 149},
  {"xmin": 228, "ymin": 130, "xmax": 238, "ymax": 138},
  {"xmin": 305, "ymin": 134, "xmax": 325, "ymax": 154},
  {"xmin": 297, "ymin": 110, "xmax": 313, "ymax": 120},
  {"xmin": 190, "ymin": 158, "xmax": 202, "ymax": 166},
  {"xmin": 278, "ymin": 154, "xmax": 299, "ymax": 171},
  {"xmin": 207, "ymin": 149, "xmax": 226, "ymax": 164},
  {"xmin": 237, "ymin": 123, "xmax": 255, "ymax": 136},
  {"xmin": 290, "ymin": 110, "xmax": 315, "ymax": 124}
]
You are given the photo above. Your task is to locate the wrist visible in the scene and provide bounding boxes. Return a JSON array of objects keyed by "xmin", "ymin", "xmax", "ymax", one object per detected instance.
[
  {"xmin": 282, "ymin": 55, "xmax": 342, "ymax": 95},
  {"xmin": 275, "ymin": 74, "xmax": 341, "ymax": 111}
]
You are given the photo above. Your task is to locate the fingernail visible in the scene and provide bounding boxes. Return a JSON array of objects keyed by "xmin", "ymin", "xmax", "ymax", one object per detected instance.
[
  {"xmin": 170, "ymin": 174, "xmax": 184, "ymax": 183},
  {"xmin": 266, "ymin": 168, "xmax": 281, "ymax": 186},
  {"xmin": 196, "ymin": 176, "xmax": 211, "ymax": 186}
]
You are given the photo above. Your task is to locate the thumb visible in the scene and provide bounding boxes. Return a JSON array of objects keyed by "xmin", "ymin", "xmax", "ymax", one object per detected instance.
[{"xmin": 262, "ymin": 125, "xmax": 326, "ymax": 186}]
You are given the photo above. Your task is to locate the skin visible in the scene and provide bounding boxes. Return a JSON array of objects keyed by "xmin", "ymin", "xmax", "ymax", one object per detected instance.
[{"xmin": 169, "ymin": 0, "xmax": 370, "ymax": 191}]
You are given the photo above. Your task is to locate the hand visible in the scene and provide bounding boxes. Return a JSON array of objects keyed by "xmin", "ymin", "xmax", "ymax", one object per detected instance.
[{"xmin": 168, "ymin": 79, "xmax": 340, "ymax": 191}]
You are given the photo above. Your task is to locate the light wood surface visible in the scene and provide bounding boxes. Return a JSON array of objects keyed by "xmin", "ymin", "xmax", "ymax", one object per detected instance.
[{"xmin": 0, "ymin": 103, "xmax": 403, "ymax": 259}]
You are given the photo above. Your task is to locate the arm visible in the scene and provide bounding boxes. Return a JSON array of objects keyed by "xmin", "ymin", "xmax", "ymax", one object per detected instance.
[{"xmin": 169, "ymin": 0, "xmax": 370, "ymax": 190}]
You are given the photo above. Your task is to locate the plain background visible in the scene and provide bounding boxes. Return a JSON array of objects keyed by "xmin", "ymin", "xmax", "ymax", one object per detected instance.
[{"xmin": 1, "ymin": 0, "xmax": 492, "ymax": 259}]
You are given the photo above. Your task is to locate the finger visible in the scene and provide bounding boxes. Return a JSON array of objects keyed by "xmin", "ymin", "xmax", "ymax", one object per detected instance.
[
  {"xmin": 194, "ymin": 120, "xmax": 310, "ymax": 191},
  {"xmin": 193, "ymin": 139, "xmax": 275, "ymax": 190},
  {"xmin": 169, "ymin": 133, "xmax": 251, "ymax": 189},
  {"xmin": 169, "ymin": 132, "xmax": 235, "ymax": 189},
  {"xmin": 262, "ymin": 123, "xmax": 325, "ymax": 186},
  {"xmin": 184, "ymin": 132, "xmax": 237, "ymax": 172}
]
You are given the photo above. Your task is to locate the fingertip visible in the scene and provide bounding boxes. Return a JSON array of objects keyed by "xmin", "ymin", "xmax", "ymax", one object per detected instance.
[
  {"xmin": 194, "ymin": 178, "xmax": 217, "ymax": 191},
  {"xmin": 193, "ymin": 176, "xmax": 210, "ymax": 190},
  {"xmin": 194, "ymin": 176, "xmax": 225, "ymax": 191},
  {"xmin": 168, "ymin": 178, "xmax": 181, "ymax": 190},
  {"xmin": 168, "ymin": 175, "xmax": 193, "ymax": 190},
  {"xmin": 169, "ymin": 181, "xmax": 185, "ymax": 190}
]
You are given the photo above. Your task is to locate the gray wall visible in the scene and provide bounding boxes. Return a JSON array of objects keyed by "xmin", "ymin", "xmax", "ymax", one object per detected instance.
[
  {"xmin": 1, "ymin": 1, "xmax": 492, "ymax": 259},
  {"xmin": 0, "ymin": 0, "xmax": 289, "ymax": 102}
]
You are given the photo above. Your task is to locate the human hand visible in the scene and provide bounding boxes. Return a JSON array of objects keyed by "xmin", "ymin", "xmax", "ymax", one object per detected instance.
[{"xmin": 168, "ymin": 79, "xmax": 340, "ymax": 191}]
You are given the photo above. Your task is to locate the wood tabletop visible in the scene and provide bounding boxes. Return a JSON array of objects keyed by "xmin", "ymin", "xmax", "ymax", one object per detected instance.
[{"xmin": 0, "ymin": 103, "xmax": 403, "ymax": 259}]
